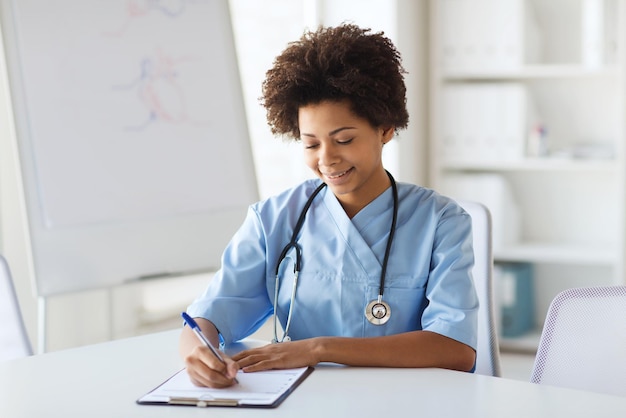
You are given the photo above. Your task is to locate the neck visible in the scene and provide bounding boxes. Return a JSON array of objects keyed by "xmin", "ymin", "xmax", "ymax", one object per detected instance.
[{"xmin": 339, "ymin": 170, "xmax": 392, "ymax": 218}]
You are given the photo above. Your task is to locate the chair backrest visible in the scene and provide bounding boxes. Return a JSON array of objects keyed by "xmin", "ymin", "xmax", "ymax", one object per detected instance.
[
  {"xmin": 531, "ymin": 286, "xmax": 626, "ymax": 396},
  {"xmin": 0, "ymin": 254, "xmax": 33, "ymax": 361},
  {"xmin": 458, "ymin": 200, "xmax": 502, "ymax": 377}
]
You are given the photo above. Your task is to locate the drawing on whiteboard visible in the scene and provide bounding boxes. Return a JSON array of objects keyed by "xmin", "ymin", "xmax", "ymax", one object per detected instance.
[
  {"xmin": 104, "ymin": 0, "xmax": 208, "ymax": 37},
  {"xmin": 112, "ymin": 49, "xmax": 208, "ymax": 130},
  {"xmin": 5, "ymin": 0, "xmax": 257, "ymax": 295}
]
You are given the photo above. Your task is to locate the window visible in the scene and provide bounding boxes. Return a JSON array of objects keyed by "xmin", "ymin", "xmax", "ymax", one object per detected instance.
[{"xmin": 230, "ymin": 0, "xmax": 400, "ymax": 199}]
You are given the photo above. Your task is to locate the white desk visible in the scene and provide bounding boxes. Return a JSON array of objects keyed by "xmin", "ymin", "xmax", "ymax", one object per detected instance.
[{"xmin": 2, "ymin": 330, "xmax": 625, "ymax": 418}]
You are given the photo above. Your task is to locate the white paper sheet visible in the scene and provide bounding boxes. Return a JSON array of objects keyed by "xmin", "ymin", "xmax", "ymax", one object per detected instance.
[{"xmin": 138, "ymin": 367, "xmax": 311, "ymax": 407}]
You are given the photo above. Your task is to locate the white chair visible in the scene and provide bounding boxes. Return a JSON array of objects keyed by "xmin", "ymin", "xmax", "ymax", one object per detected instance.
[
  {"xmin": 531, "ymin": 285, "xmax": 626, "ymax": 397},
  {"xmin": 0, "ymin": 254, "xmax": 33, "ymax": 361},
  {"xmin": 458, "ymin": 200, "xmax": 502, "ymax": 377}
]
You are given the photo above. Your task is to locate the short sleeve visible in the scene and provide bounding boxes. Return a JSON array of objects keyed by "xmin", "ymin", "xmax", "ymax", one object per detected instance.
[
  {"xmin": 421, "ymin": 205, "xmax": 478, "ymax": 349},
  {"xmin": 186, "ymin": 206, "xmax": 273, "ymax": 344}
]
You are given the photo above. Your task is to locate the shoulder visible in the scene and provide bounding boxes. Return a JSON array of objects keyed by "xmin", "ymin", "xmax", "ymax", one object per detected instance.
[
  {"xmin": 248, "ymin": 179, "xmax": 325, "ymax": 230},
  {"xmin": 397, "ymin": 182, "xmax": 468, "ymax": 220},
  {"xmin": 252, "ymin": 179, "xmax": 324, "ymax": 213}
]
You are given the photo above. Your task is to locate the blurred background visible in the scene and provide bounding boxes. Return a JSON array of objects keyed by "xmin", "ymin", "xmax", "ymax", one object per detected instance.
[{"xmin": 1, "ymin": 0, "xmax": 623, "ymax": 381}]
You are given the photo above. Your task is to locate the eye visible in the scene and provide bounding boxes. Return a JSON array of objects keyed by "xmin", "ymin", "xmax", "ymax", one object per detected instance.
[
  {"xmin": 337, "ymin": 138, "xmax": 354, "ymax": 145},
  {"xmin": 303, "ymin": 143, "xmax": 319, "ymax": 150}
]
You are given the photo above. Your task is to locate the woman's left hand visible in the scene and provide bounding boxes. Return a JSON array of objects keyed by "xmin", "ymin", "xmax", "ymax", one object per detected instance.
[{"xmin": 232, "ymin": 339, "xmax": 321, "ymax": 372}]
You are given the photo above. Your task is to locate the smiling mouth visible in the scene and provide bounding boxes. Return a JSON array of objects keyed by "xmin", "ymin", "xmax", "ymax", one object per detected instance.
[{"xmin": 324, "ymin": 168, "xmax": 352, "ymax": 179}]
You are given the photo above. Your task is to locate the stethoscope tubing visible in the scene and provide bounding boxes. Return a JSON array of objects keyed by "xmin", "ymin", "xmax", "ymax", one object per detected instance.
[{"xmin": 273, "ymin": 171, "xmax": 398, "ymax": 342}]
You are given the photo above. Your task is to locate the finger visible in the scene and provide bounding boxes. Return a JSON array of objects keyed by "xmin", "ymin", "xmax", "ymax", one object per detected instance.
[
  {"xmin": 185, "ymin": 357, "xmax": 236, "ymax": 388},
  {"xmin": 232, "ymin": 349, "xmax": 263, "ymax": 367},
  {"xmin": 200, "ymin": 349, "xmax": 242, "ymax": 384},
  {"xmin": 240, "ymin": 362, "xmax": 266, "ymax": 373},
  {"xmin": 236, "ymin": 353, "xmax": 278, "ymax": 372},
  {"xmin": 196, "ymin": 346, "xmax": 229, "ymax": 372},
  {"xmin": 185, "ymin": 347, "xmax": 238, "ymax": 387},
  {"xmin": 231, "ymin": 348, "xmax": 252, "ymax": 362},
  {"xmin": 220, "ymin": 356, "xmax": 240, "ymax": 380},
  {"xmin": 231, "ymin": 344, "xmax": 274, "ymax": 362}
]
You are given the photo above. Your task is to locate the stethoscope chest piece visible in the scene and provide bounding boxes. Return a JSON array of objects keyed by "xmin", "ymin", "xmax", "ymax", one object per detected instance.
[{"xmin": 365, "ymin": 298, "xmax": 391, "ymax": 325}]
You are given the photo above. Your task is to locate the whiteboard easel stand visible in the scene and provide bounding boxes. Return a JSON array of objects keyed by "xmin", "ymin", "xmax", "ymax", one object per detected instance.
[
  {"xmin": 37, "ymin": 295, "xmax": 46, "ymax": 354},
  {"xmin": 107, "ymin": 286, "xmax": 115, "ymax": 341}
]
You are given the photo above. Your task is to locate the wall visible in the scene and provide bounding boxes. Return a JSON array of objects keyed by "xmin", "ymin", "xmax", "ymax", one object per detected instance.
[
  {"xmin": 0, "ymin": 32, "xmax": 38, "ymax": 349},
  {"xmin": 0, "ymin": 0, "xmax": 428, "ymax": 352}
]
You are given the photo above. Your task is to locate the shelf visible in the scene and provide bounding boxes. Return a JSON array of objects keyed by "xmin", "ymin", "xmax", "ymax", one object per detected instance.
[
  {"xmin": 443, "ymin": 65, "xmax": 621, "ymax": 81},
  {"xmin": 432, "ymin": 0, "xmax": 626, "ymax": 361},
  {"xmin": 441, "ymin": 158, "xmax": 618, "ymax": 173},
  {"xmin": 494, "ymin": 242, "xmax": 618, "ymax": 265}
]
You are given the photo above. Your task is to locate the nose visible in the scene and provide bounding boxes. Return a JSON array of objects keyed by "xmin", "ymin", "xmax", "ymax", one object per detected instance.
[{"xmin": 318, "ymin": 143, "xmax": 340, "ymax": 168}]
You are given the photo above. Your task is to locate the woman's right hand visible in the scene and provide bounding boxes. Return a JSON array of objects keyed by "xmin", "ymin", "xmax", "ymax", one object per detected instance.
[{"xmin": 179, "ymin": 318, "xmax": 240, "ymax": 388}]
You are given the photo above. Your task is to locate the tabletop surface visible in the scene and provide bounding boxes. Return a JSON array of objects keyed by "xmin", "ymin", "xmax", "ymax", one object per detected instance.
[{"xmin": 2, "ymin": 329, "xmax": 626, "ymax": 418}]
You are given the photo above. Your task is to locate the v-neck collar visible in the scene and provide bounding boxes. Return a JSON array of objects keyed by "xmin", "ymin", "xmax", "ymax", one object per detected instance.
[{"xmin": 321, "ymin": 186, "xmax": 394, "ymax": 275}]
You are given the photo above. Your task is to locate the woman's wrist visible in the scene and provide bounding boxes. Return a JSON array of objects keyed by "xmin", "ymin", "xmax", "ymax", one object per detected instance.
[{"xmin": 310, "ymin": 336, "xmax": 332, "ymax": 364}]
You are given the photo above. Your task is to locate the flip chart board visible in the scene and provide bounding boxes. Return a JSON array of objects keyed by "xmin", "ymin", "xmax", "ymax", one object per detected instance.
[{"xmin": 0, "ymin": 0, "xmax": 258, "ymax": 295}]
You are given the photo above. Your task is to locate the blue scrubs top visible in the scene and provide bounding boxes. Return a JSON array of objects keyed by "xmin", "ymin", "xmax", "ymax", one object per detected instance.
[{"xmin": 187, "ymin": 179, "xmax": 478, "ymax": 350}]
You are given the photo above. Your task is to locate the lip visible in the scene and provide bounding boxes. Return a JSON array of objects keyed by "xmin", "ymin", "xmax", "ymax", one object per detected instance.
[{"xmin": 321, "ymin": 167, "xmax": 353, "ymax": 183}]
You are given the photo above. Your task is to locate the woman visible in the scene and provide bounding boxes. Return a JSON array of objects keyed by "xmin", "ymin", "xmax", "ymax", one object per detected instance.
[{"xmin": 180, "ymin": 24, "xmax": 478, "ymax": 388}]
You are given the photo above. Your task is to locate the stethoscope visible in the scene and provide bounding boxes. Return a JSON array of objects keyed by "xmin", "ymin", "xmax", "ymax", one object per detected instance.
[{"xmin": 272, "ymin": 170, "xmax": 398, "ymax": 343}]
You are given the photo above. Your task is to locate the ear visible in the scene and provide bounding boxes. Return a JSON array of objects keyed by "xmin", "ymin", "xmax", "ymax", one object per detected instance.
[{"xmin": 381, "ymin": 126, "xmax": 395, "ymax": 144}]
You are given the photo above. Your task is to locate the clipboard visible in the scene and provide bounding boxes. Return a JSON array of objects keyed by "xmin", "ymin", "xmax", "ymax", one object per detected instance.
[{"xmin": 137, "ymin": 366, "xmax": 313, "ymax": 408}]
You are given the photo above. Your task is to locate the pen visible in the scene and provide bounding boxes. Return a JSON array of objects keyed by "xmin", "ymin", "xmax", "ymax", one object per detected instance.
[{"xmin": 181, "ymin": 312, "xmax": 238, "ymax": 384}]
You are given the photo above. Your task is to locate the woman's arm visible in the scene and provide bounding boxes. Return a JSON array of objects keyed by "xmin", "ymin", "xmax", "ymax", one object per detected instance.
[{"xmin": 232, "ymin": 330, "xmax": 476, "ymax": 372}]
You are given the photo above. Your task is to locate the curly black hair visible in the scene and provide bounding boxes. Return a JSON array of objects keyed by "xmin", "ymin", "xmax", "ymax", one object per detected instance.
[{"xmin": 261, "ymin": 24, "xmax": 409, "ymax": 140}]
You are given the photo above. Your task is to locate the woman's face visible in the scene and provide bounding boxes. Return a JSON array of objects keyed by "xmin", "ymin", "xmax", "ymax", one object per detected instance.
[{"xmin": 298, "ymin": 100, "xmax": 394, "ymax": 217}]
